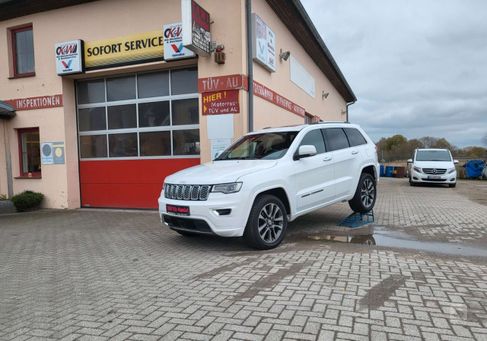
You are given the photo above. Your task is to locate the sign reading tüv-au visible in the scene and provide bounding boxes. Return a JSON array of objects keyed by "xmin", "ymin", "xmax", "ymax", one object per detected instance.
[{"xmin": 55, "ymin": 40, "xmax": 84, "ymax": 75}]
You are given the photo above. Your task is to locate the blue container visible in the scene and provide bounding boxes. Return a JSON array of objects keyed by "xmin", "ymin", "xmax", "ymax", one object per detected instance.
[
  {"xmin": 385, "ymin": 166, "xmax": 394, "ymax": 177},
  {"xmin": 380, "ymin": 164, "xmax": 385, "ymax": 177},
  {"xmin": 465, "ymin": 160, "xmax": 485, "ymax": 178}
]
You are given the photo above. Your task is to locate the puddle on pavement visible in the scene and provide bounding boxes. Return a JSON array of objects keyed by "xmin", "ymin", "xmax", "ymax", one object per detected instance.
[{"xmin": 305, "ymin": 212, "xmax": 487, "ymax": 258}]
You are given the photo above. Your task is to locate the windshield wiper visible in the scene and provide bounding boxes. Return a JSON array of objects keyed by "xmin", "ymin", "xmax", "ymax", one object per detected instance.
[{"xmin": 216, "ymin": 157, "xmax": 253, "ymax": 161}]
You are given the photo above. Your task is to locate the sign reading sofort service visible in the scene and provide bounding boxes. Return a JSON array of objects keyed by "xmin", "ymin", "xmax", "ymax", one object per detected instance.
[
  {"xmin": 252, "ymin": 14, "xmax": 276, "ymax": 72},
  {"xmin": 182, "ymin": 0, "xmax": 211, "ymax": 56},
  {"xmin": 84, "ymin": 30, "xmax": 164, "ymax": 70},
  {"xmin": 55, "ymin": 40, "xmax": 84, "ymax": 75},
  {"xmin": 163, "ymin": 23, "xmax": 195, "ymax": 60}
]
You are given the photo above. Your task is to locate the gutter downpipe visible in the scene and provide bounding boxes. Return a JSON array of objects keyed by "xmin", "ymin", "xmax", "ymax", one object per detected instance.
[
  {"xmin": 3, "ymin": 122, "xmax": 13, "ymax": 198},
  {"xmin": 345, "ymin": 100, "xmax": 356, "ymax": 123},
  {"xmin": 246, "ymin": 0, "xmax": 254, "ymax": 132}
]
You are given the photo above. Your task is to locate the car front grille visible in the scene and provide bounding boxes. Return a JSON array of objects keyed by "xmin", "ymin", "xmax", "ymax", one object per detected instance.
[
  {"xmin": 422, "ymin": 168, "xmax": 446, "ymax": 175},
  {"xmin": 164, "ymin": 184, "xmax": 211, "ymax": 201}
]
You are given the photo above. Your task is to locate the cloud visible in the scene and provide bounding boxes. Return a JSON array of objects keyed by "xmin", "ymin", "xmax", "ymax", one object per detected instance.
[{"xmin": 301, "ymin": 0, "xmax": 487, "ymax": 147}]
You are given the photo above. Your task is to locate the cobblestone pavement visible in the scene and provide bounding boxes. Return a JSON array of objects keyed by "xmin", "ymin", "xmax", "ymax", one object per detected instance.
[{"xmin": 0, "ymin": 178, "xmax": 486, "ymax": 340}]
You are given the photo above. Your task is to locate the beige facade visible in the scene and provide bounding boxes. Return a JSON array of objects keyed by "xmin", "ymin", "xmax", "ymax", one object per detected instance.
[{"xmin": 0, "ymin": 0, "xmax": 355, "ymax": 209}]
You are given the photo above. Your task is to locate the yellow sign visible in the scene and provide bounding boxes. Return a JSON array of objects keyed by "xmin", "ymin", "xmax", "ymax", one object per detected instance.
[{"xmin": 84, "ymin": 30, "xmax": 164, "ymax": 69}]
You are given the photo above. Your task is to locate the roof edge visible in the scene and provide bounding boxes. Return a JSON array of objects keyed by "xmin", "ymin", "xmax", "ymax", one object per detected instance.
[
  {"xmin": 0, "ymin": 0, "xmax": 98, "ymax": 21},
  {"xmin": 0, "ymin": 100, "xmax": 16, "ymax": 119},
  {"xmin": 266, "ymin": 0, "xmax": 357, "ymax": 103},
  {"xmin": 291, "ymin": 0, "xmax": 356, "ymax": 103}
]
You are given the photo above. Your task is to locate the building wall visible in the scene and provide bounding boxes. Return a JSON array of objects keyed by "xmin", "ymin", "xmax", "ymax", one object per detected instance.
[
  {"xmin": 0, "ymin": 0, "xmax": 351, "ymax": 208},
  {"xmin": 251, "ymin": 0, "xmax": 347, "ymax": 126}
]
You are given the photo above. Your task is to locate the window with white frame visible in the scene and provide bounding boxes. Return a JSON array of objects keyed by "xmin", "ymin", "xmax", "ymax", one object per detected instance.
[{"xmin": 76, "ymin": 68, "xmax": 199, "ymax": 159}]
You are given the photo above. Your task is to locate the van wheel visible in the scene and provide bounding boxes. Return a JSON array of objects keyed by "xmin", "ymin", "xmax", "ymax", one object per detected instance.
[
  {"xmin": 244, "ymin": 195, "xmax": 288, "ymax": 250},
  {"xmin": 409, "ymin": 177, "xmax": 416, "ymax": 186},
  {"xmin": 349, "ymin": 173, "xmax": 376, "ymax": 213}
]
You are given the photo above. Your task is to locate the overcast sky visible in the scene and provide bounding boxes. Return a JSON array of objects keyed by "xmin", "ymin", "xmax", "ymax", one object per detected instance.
[{"xmin": 301, "ymin": 0, "xmax": 487, "ymax": 147}]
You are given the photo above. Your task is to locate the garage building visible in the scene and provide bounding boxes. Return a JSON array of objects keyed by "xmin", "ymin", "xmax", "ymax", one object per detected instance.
[{"xmin": 0, "ymin": 0, "xmax": 355, "ymax": 209}]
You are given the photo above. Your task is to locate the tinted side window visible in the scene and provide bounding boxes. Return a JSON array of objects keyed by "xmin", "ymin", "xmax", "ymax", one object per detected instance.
[
  {"xmin": 344, "ymin": 128, "xmax": 367, "ymax": 147},
  {"xmin": 299, "ymin": 129, "xmax": 326, "ymax": 154},
  {"xmin": 323, "ymin": 128, "xmax": 349, "ymax": 151}
]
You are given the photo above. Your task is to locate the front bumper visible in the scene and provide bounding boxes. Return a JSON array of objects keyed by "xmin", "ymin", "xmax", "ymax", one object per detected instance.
[
  {"xmin": 158, "ymin": 191, "xmax": 250, "ymax": 237},
  {"xmin": 410, "ymin": 170, "xmax": 456, "ymax": 184}
]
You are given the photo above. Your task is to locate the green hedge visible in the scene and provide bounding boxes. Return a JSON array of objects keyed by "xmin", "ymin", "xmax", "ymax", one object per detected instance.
[{"xmin": 11, "ymin": 191, "xmax": 44, "ymax": 212}]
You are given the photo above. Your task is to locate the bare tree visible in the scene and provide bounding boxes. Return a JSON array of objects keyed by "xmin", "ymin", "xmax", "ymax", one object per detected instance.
[{"xmin": 482, "ymin": 133, "xmax": 487, "ymax": 146}]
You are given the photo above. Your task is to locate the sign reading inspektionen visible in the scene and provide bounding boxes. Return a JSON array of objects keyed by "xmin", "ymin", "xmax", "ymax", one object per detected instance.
[
  {"xmin": 202, "ymin": 90, "xmax": 240, "ymax": 115},
  {"xmin": 5, "ymin": 95, "xmax": 63, "ymax": 111}
]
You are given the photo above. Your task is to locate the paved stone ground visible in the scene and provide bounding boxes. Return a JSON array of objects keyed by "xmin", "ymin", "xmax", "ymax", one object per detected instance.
[{"xmin": 0, "ymin": 178, "xmax": 486, "ymax": 340}]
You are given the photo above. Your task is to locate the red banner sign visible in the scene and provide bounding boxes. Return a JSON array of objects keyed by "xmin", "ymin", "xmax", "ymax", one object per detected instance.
[
  {"xmin": 198, "ymin": 74, "xmax": 248, "ymax": 93},
  {"xmin": 253, "ymin": 81, "xmax": 305, "ymax": 117},
  {"xmin": 198, "ymin": 74, "xmax": 306, "ymax": 117},
  {"xmin": 202, "ymin": 90, "xmax": 240, "ymax": 115},
  {"xmin": 5, "ymin": 94, "xmax": 63, "ymax": 111}
]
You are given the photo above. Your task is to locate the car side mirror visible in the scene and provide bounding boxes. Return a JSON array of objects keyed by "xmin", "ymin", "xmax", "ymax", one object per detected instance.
[
  {"xmin": 454, "ymin": 159, "xmax": 459, "ymax": 164},
  {"xmin": 407, "ymin": 159, "xmax": 413, "ymax": 163},
  {"xmin": 296, "ymin": 145, "xmax": 317, "ymax": 160}
]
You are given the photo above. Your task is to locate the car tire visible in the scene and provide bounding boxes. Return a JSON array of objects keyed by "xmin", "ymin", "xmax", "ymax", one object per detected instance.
[
  {"xmin": 409, "ymin": 177, "xmax": 416, "ymax": 186},
  {"xmin": 449, "ymin": 183, "xmax": 456, "ymax": 188},
  {"xmin": 244, "ymin": 195, "xmax": 288, "ymax": 250},
  {"xmin": 349, "ymin": 173, "xmax": 377, "ymax": 213}
]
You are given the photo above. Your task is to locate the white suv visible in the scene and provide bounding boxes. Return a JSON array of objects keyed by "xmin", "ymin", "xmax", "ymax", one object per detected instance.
[
  {"xmin": 408, "ymin": 148, "xmax": 458, "ymax": 187},
  {"xmin": 158, "ymin": 123, "xmax": 379, "ymax": 249}
]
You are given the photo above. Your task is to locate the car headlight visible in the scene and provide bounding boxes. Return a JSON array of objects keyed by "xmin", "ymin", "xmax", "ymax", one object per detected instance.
[
  {"xmin": 211, "ymin": 182, "xmax": 242, "ymax": 194},
  {"xmin": 448, "ymin": 167, "xmax": 456, "ymax": 174},
  {"xmin": 413, "ymin": 166, "xmax": 422, "ymax": 173}
]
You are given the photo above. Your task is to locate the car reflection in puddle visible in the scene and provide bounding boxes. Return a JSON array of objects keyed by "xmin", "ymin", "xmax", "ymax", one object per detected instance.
[{"xmin": 305, "ymin": 211, "xmax": 487, "ymax": 258}]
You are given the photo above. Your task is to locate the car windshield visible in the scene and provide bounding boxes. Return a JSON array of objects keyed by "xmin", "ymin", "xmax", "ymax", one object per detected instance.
[
  {"xmin": 215, "ymin": 132, "xmax": 298, "ymax": 161},
  {"xmin": 416, "ymin": 150, "xmax": 452, "ymax": 161}
]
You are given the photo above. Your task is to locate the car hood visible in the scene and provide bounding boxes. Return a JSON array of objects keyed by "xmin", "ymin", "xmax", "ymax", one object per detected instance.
[
  {"xmin": 414, "ymin": 161, "xmax": 454, "ymax": 169},
  {"xmin": 164, "ymin": 160, "xmax": 278, "ymax": 185}
]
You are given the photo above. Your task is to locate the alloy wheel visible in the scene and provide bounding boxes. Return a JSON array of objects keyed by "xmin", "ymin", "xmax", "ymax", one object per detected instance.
[
  {"xmin": 360, "ymin": 178, "xmax": 375, "ymax": 209},
  {"xmin": 257, "ymin": 203, "xmax": 284, "ymax": 243}
]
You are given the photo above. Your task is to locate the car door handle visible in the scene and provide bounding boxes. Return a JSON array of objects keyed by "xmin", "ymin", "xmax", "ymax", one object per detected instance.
[
  {"xmin": 351, "ymin": 150, "xmax": 359, "ymax": 155},
  {"xmin": 323, "ymin": 156, "xmax": 332, "ymax": 162}
]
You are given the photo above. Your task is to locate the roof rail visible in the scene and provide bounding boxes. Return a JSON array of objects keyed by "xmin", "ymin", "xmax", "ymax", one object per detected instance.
[{"xmin": 309, "ymin": 121, "xmax": 350, "ymax": 125}]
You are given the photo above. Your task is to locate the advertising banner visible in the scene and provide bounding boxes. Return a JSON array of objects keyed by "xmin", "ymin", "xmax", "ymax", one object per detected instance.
[
  {"xmin": 163, "ymin": 23, "xmax": 195, "ymax": 60},
  {"xmin": 55, "ymin": 40, "xmax": 83, "ymax": 75},
  {"xmin": 202, "ymin": 90, "xmax": 240, "ymax": 115},
  {"xmin": 84, "ymin": 30, "xmax": 164, "ymax": 70},
  {"xmin": 252, "ymin": 14, "xmax": 276, "ymax": 72},
  {"xmin": 182, "ymin": 0, "xmax": 211, "ymax": 56}
]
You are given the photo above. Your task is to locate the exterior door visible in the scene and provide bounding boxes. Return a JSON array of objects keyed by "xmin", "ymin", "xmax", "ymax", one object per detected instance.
[
  {"xmin": 322, "ymin": 128, "xmax": 355, "ymax": 199},
  {"xmin": 290, "ymin": 129, "xmax": 334, "ymax": 212},
  {"xmin": 77, "ymin": 68, "xmax": 200, "ymax": 208}
]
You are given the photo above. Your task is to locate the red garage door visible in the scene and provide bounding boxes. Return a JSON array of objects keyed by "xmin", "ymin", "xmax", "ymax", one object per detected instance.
[{"xmin": 77, "ymin": 68, "xmax": 200, "ymax": 209}]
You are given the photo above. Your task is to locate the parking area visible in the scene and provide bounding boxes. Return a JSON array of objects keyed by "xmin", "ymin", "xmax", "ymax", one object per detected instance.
[{"xmin": 1, "ymin": 178, "xmax": 487, "ymax": 340}]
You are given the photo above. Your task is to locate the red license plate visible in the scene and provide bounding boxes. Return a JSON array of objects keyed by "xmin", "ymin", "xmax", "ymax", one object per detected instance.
[{"xmin": 166, "ymin": 204, "xmax": 190, "ymax": 216}]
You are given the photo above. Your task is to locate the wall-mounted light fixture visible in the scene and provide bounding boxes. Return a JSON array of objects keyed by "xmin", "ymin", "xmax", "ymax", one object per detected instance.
[
  {"xmin": 322, "ymin": 91, "xmax": 329, "ymax": 100},
  {"xmin": 214, "ymin": 44, "xmax": 225, "ymax": 64},
  {"xmin": 279, "ymin": 49, "xmax": 291, "ymax": 62}
]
